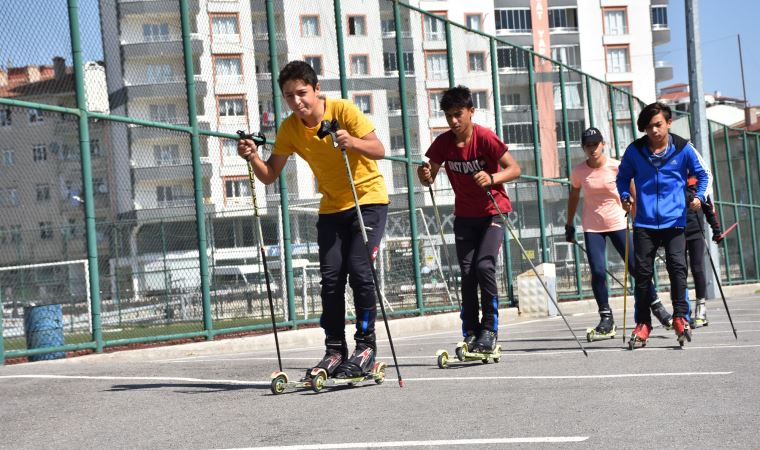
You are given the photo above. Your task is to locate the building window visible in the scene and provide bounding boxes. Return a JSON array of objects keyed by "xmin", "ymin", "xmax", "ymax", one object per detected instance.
[
  {"xmin": 348, "ymin": 16, "xmax": 366, "ymax": 36},
  {"xmin": 301, "ymin": 15, "xmax": 320, "ymax": 37},
  {"xmin": 651, "ymin": 6, "xmax": 668, "ymax": 28},
  {"xmin": 468, "ymin": 52, "xmax": 486, "ymax": 72},
  {"xmin": 429, "ymin": 90, "xmax": 444, "ymax": 117},
  {"xmin": 353, "ymin": 94, "xmax": 371, "ymax": 114},
  {"xmin": 604, "ymin": 9, "xmax": 627, "ymax": 35},
  {"xmin": 502, "ymin": 92, "xmax": 522, "ymax": 107},
  {"xmin": 606, "ymin": 46, "xmax": 630, "ymax": 73},
  {"xmin": 39, "ymin": 222, "xmax": 54, "ymax": 240},
  {"xmin": 472, "ymin": 91, "xmax": 488, "ymax": 110},
  {"xmin": 142, "ymin": 23, "xmax": 170, "ymax": 42},
  {"xmin": 223, "ymin": 139, "xmax": 238, "ymax": 158},
  {"xmin": 153, "ymin": 144, "xmax": 181, "ymax": 166},
  {"xmin": 383, "ymin": 52, "xmax": 414, "ymax": 75},
  {"xmin": 465, "ymin": 14, "xmax": 482, "ymax": 32},
  {"xmin": 426, "ymin": 52, "xmax": 447, "ymax": 80},
  {"xmin": 157, "ymin": 185, "xmax": 190, "ymax": 206},
  {"xmin": 424, "ymin": 13, "xmax": 446, "ymax": 41},
  {"xmin": 551, "ymin": 45, "xmax": 581, "ymax": 68},
  {"xmin": 350, "ymin": 55, "xmax": 369, "ymax": 76},
  {"xmin": 90, "ymin": 139, "xmax": 102, "ymax": 157},
  {"xmin": 497, "ymin": 46, "xmax": 530, "ymax": 71},
  {"xmin": 150, "ymin": 104, "xmax": 178, "ymax": 123},
  {"xmin": 33, "ymin": 144, "xmax": 47, "ymax": 162},
  {"xmin": 225, "ymin": 178, "xmax": 250, "ymax": 199},
  {"xmin": 0, "ymin": 109, "xmax": 10, "ymax": 127},
  {"xmin": 556, "ymin": 120, "xmax": 584, "ymax": 143},
  {"xmin": 381, "ymin": 18, "xmax": 395, "ymax": 36},
  {"xmin": 36, "ymin": 184, "xmax": 50, "ymax": 202},
  {"xmin": 503, "ymin": 123, "xmax": 534, "ymax": 144},
  {"xmin": 146, "ymin": 64, "xmax": 174, "ymax": 83},
  {"xmin": 553, "ymin": 83, "xmax": 582, "ymax": 110},
  {"xmin": 214, "ymin": 55, "xmax": 243, "ymax": 80},
  {"xmin": 390, "ymin": 134, "xmax": 404, "ymax": 150},
  {"xmin": 28, "ymin": 108, "xmax": 44, "ymax": 123},
  {"xmin": 548, "ymin": 8, "xmax": 578, "ymax": 31},
  {"xmin": 3, "ymin": 149, "xmax": 15, "ymax": 166},
  {"xmin": 218, "ymin": 97, "xmax": 246, "ymax": 117},
  {"xmin": 495, "ymin": 9, "xmax": 531, "ymax": 33},
  {"xmin": 211, "ymin": 15, "xmax": 239, "ymax": 37},
  {"xmin": 304, "ymin": 56, "xmax": 323, "ymax": 76}
]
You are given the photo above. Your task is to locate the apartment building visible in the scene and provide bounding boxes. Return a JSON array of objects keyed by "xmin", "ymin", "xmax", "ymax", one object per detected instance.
[{"xmin": 0, "ymin": 58, "xmax": 113, "ymax": 290}]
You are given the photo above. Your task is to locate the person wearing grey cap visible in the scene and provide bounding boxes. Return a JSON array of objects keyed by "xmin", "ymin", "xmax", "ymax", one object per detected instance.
[{"xmin": 566, "ymin": 127, "xmax": 669, "ymax": 342}]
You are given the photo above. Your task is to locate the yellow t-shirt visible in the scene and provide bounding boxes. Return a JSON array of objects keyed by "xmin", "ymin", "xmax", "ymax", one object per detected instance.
[{"xmin": 272, "ymin": 97, "xmax": 389, "ymax": 214}]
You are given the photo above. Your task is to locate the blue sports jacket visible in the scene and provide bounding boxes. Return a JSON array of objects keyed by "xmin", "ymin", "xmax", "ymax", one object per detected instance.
[{"xmin": 616, "ymin": 133, "xmax": 711, "ymax": 229}]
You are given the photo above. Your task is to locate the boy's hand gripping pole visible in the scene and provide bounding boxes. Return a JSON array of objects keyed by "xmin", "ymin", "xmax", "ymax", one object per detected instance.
[
  {"xmin": 317, "ymin": 120, "xmax": 405, "ymax": 387},
  {"xmin": 236, "ymin": 130, "xmax": 283, "ymax": 372}
]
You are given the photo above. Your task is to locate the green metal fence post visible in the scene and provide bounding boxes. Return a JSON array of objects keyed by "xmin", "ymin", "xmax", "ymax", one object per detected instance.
[
  {"xmin": 585, "ymin": 74, "xmax": 594, "ymax": 128},
  {"xmin": 527, "ymin": 53, "xmax": 549, "ymax": 262},
  {"xmin": 1, "ymin": 286, "xmax": 5, "ymax": 365},
  {"xmin": 627, "ymin": 92, "xmax": 637, "ymax": 138},
  {"xmin": 708, "ymin": 121, "xmax": 729, "ymax": 281},
  {"xmin": 393, "ymin": 0, "xmax": 424, "ymax": 312},
  {"xmin": 559, "ymin": 66, "xmax": 583, "ymax": 297},
  {"xmin": 445, "ymin": 21, "xmax": 455, "ymax": 88},
  {"xmin": 266, "ymin": 0, "xmax": 296, "ymax": 327},
  {"xmin": 491, "ymin": 37, "xmax": 514, "ymax": 304},
  {"xmin": 742, "ymin": 132, "xmax": 759, "ymax": 279},
  {"xmin": 68, "ymin": 0, "xmax": 103, "ymax": 351},
  {"xmin": 723, "ymin": 125, "xmax": 743, "ymax": 279},
  {"xmin": 608, "ymin": 86, "xmax": 620, "ymax": 158},
  {"xmin": 333, "ymin": 0, "xmax": 348, "ymax": 98},
  {"xmin": 179, "ymin": 0, "xmax": 213, "ymax": 338}
]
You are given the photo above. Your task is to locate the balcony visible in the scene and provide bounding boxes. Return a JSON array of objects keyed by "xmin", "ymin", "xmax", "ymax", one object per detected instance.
[
  {"xmin": 125, "ymin": 76, "xmax": 207, "ymax": 99},
  {"xmin": 132, "ymin": 157, "xmax": 212, "ymax": 182},
  {"xmin": 122, "ymin": 34, "xmax": 203, "ymax": 59},
  {"xmin": 655, "ymin": 60, "xmax": 673, "ymax": 83},
  {"xmin": 119, "ymin": 0, "xmax": 199, "ymax": 16},
  {"xmin": 652, "ymin": 24, "xmax": 670, "ymax": 45}
]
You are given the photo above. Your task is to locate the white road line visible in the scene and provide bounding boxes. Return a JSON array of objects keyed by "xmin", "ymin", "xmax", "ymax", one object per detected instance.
[
  {"xmin": 403, "ymin": 371, "xmax": 732, "ymax": 381},
  {"xmin": 0, "ymin": 374, "xmax": 268, "ymax": 386},
  {"xmin": 218, "ymin": 436, "xmax": 589, "ymax": 449}
]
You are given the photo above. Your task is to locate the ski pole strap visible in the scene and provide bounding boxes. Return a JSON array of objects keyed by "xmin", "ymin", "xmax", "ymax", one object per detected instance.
[{"xmin": 236, "ymin": 130, "xmax": 267, "ymax": 147}]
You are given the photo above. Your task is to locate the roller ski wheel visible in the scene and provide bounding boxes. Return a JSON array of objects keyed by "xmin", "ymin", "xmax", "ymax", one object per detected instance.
[
  {"xmin": 627, "ymin": 323, "xmax": 651, "ymax": 350},
  {"xmin": 585, "ymin": 325, "xmax": 617, "ymax": 342},
  {"xmin": 310, "ymin": 363, "xmax": 386, "ymax": 393},
  {"xmin": 373, "ymin": 361, "xmax": 387, "ymax": 385},
  {"xmin": 673, "ymin": 317, "xmax": 692, "ymax": 349},
  {"xmin": 269, "ymin": 371, "xmax": 314, "ymax": 394},
  {"xmin": 436, "ymin": 349, "xmax": 450, "ymax": 369},
  {"xmin": 455, "ymin": 342, "xmax": 468, "ymax": 362},
  {"xmin": 627, "ymin": 336, "xmax": 647, "ymax": 350}
]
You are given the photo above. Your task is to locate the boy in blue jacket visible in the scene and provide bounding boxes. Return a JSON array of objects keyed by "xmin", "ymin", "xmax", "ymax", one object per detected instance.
[{"xmin": 616, "ymin": 102, "xmax": 710, "ymax": 348}]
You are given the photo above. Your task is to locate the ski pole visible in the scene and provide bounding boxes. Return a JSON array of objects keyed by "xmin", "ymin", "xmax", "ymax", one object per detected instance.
[
  {"xmin": 317, "ymin": 119, "xmax": 405, "ymax": 387},
  {"xmin": 480, "ymin": 182, "xmax": 588, "ymax": 357},
  {"xmin": 695, "ymin": 214, "xmax": 738, "ymax": 339},
  {"xmin": 622, "ymin": 213, "xmax": 630, "ymax": 343},
  {"xmin": 719, "ymin": 222, "xmax": 738, "ymax": 240},
  {"xmin": 237, "ymin": 130, "xmax": 283, "ymax": 371},
  {"xmin": 427, "ymin": 185, "xmax": 461, "ymax": 308}
]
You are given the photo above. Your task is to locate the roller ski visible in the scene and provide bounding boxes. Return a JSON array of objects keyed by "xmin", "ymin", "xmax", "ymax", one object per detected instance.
[
  {"xmin": 436, "ymin": 330, "xmax": 501, "ymax": 368},
  {"xmin": 692, "ymin": 298, "xmax": 708, "ymax": 328},
  {"xmin": 627, "ymin": 323, "xmax": 652, "ymax": 350},
  {"xmin": 586, "ymin": 311, "xmax": 616, "ymax": 342},
  {"xmin": 311, "ymin": 334, "xmax": 386, "ymax": 393},
  {"xmin": 673, "ymin": 316, "xmax": 692, "ymax": 348},
  {"xmin": 651, "ymin": 299, "xmax": 673, "ymax": 330},
  {"xmin": 270, "ymin": 337, "xmax": 346, "ymax": 395}
]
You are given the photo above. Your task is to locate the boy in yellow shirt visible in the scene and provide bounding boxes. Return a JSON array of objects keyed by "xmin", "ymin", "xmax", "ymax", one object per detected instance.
[{"xmin": 237, "ymin": 61, "xmax": 389, "ymax": 378}]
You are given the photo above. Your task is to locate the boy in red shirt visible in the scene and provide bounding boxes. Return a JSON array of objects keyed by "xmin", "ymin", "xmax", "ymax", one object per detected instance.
[{"xmin": 418, "ymin": 86, "xmax": 521, "ymax": 352}]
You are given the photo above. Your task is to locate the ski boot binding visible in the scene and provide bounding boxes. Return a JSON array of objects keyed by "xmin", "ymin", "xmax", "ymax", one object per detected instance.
[
  {"xmin": 270, "ymin": 337, "xmax": 347, "ymax": 395},
  {"xmin": 586, "ymin": 312, "xmax": 616, "ymax": 342},
  {"xmin": 628, "ymin": 323, "xmax": 652, "ymax": 350},
  {"xmin": 693, "ymin": 298, "xmax": 708, "ymax": 328},
  {"xmin": 673, "ymin": 316, "xmax": 692, "ymax": 348},
  {"xmin": 651, "ymin": 299, "xmax": 673, "ymax": 330},
  {"xmin": 436, "ymin": 330, "xmax": 501, "ymax": 368},
  {"xmin": 310, "ymin": 361, "xmax": 387, "ymax": 393}
]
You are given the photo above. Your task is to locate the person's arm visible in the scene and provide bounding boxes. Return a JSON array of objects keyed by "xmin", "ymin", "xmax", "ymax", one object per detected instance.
[
  {"xmin": 616, "ymin": 151, "xmax": 634, "ymax": 212},
  {"xmin": 565, "ymin": 186, "xmax": 580, "ymax": 242},
  {"xmin": 688, "ymin": 145, "xmax": 711, "ymax": 209},
  {"xmin": 629, "ymin": 181, "xmax": 637, "ymax": 218},
  {"xmin": 334, "ymin": 129, "xmax": 385, "ymax": 160},
  {"xmin": 237, "ymin": 138, "xmax": 288, "ymax": 185},
  {"xmin": 418, "ymin": 160, "xmax": 442, "ymax": 186},
  {"xmin": 473, "ymin": 149, "xmax": 521, "ymax": 188},
  {"xmin": 702, "ymin": 194, "xmax": 723, "ymax": 240}
]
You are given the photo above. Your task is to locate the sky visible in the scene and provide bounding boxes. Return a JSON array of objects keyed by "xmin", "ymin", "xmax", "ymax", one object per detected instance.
[
  {"xmin": 1, "ymin": 0, "xmax": 757, "ymax": 106},
  {"xmin": 656, "ymin": 0, "xmax": 759, "ymax": 105}
]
